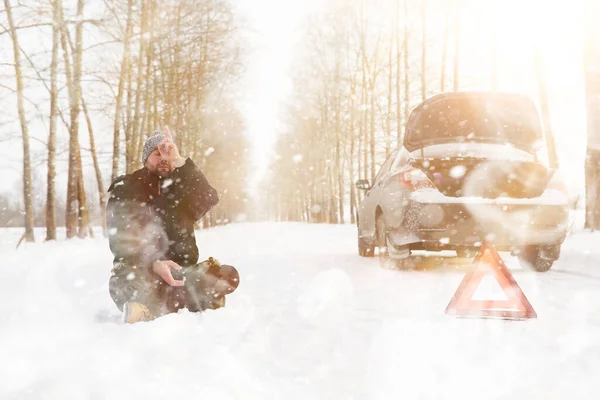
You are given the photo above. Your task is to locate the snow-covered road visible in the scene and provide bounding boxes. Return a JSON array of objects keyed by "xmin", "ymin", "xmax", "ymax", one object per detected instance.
[{"xmin": 0, "ymin": 222, "xmax": 599, "ymax": 399}]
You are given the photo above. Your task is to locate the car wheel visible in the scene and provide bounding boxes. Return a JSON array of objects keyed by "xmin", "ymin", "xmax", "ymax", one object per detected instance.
[
  {"xmin": 358, "ymin": 229, "xmax": 375, "ymax": 257},
  {"xmin": 518, "ymin": 246, "xmax": 554, "ymax": 272},
  {"xmin": 376, "ymin": 214, "xmax": 411, "ymax": 270}
]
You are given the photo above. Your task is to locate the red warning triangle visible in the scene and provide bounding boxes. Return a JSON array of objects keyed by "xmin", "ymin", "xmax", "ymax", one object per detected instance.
[{"xmin": 445, "ymin": 242, "xmax": 537, "ymax": 320}]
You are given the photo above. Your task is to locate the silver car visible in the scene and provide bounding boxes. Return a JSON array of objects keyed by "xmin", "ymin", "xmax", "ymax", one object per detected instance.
[{"xmin": 356, "ymin": 92, "xmax": 569, "ymax": 271}]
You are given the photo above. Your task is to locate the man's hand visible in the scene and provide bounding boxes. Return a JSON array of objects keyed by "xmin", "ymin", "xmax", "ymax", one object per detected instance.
[
  {"xmin": 158, "ymin": 126, "xmax": 186, "ymax": 168},
  {"xmin": 152, "ymin": 259, "xmax": 185, "ymax": 286}
]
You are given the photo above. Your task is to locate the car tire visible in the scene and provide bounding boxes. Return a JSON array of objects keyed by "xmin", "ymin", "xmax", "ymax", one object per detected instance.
[
  {"xmin": 358, "ymin": 230, "xmax": 375, "ymax": 257},
  {"xmin": 376, "ymin": 214, "xmax": 411, "ymax": 270},
  {"xmin": 518, "ymin": 246, "xmax": 554, "ymax": 272}
]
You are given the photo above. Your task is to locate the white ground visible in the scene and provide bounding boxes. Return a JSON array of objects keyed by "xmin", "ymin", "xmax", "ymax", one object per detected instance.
[{"xmin": 0, "ymin": 217, "xmax": 599, "ymax": 399}]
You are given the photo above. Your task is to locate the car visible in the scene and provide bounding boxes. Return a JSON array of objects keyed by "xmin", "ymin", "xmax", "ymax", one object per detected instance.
[{"xmin": 355, "ymin": 91, "xmax": 569, "ymax": 272}]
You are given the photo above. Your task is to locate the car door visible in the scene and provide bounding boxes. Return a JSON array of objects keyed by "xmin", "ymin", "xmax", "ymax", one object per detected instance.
[{"xmin": 358, "ymin": 149, "xmax": 399, "ymax": 239}]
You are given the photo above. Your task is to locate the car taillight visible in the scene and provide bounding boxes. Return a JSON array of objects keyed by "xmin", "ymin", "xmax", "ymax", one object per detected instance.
[{"xmin": 399, "ymin": 166, "xmax": 435, "ymax": 190}]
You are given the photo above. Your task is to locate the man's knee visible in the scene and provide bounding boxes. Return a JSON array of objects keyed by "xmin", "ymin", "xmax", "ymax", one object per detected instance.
[{"xmin": 109, "ymin": 263, "xmax": 153, "ymax": 311}]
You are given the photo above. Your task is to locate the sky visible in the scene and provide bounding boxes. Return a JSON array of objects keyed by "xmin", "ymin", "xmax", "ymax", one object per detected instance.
[
  {"xmin": 0, "ymin": 0, "xmax": 592, "ymax": 202},
  {"xmin": 235, "ymin": 0, "xmax": 589, "ymax": 196},
  {"xmin": 234, "ymin": 0, "xmax": 322, "ymax": 191}
]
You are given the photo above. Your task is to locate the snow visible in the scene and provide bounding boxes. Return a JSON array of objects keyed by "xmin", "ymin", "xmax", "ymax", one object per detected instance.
[
  {"xmin": 411, "ymin": 188, "xmax": 569, "ymax": 206},
  {"xmin": 471, "ymin": 273, "xmax": 510, "ymax": 301},
  {"xmin": 1, "ymin": 221, "xmax": 600, "ymax": 399},
  {"xmin": 449, "ymin": 164, "xmax": 467, "ymax": 178},
  {"xmin": 409, "ymin": 143, "xmax": 536, "ymax": 161}
]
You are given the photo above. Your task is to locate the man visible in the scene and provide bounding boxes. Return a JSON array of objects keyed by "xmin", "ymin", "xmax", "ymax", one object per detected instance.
[{"xmin": 106, "ymin": 127, "xmax": 239, "ymax": 323}]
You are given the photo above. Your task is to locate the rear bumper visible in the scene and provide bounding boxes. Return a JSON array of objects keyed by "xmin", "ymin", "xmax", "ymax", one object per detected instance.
[{"xmin": 387, "ymin": 200, "xmax": 568, "ymax": 251}]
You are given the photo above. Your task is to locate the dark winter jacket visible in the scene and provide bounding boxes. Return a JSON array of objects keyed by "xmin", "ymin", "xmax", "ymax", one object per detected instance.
[{"xmin": 106, "ymin": 158, "xmax": 219, "ymax": 270}]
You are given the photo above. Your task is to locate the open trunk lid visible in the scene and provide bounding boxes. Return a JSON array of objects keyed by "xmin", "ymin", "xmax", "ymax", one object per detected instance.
[{"xmin": 404, "ymin": 92, "xmax": 545, "ymax": 154}]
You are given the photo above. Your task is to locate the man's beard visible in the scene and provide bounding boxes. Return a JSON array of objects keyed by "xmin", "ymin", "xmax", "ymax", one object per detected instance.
[{"xmin": 152, "ymin": 161, "xmax": 173, "ymax": 177}]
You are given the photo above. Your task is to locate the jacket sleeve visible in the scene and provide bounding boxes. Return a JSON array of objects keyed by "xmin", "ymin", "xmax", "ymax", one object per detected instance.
[
  {"xmin": 106, "ymin": 178, "xmax": 169, "ymax": 269},
  {"xmin": 171, "ymin": 158, "xmax": 219, "ymax": 221}
]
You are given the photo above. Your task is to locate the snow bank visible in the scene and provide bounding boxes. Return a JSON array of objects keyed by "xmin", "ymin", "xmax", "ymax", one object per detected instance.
[{"xmin": 0, "ymin": 222, "xmax": 598, "ymax": 399}]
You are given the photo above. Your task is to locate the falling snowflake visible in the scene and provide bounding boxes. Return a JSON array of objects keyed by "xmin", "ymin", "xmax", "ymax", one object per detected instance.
[
  {"xmin": 204, "ymin": 147, "xmax": 215, "ymax": 157},
  {"xmin": 485, "ymin": 233, "xmax": 497, "ymax": 242},
  {"xmin": 74, "ymin": 279, "xmax": 86, "ymax": 288},
  {"xmin": 450, "ymin": 165, "xmax": 466, "ymax": 178},
  {"xmin": 293, "ymin": 154, "xmax": 303, "ymax": 163}
]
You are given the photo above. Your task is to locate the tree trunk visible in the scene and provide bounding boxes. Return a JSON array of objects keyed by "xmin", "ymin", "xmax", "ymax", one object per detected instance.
[
  {"xmin": 76, "ymin": 145, "xmax": 89, "ymax": 239},
  {"xmin": 59, "ymin": 0, "xmax": 86, "ymax": 239},
  {"xmin": 45, "ymin": 0, "xmax": 60, "ymax": 242},
  {"xmin": 125, "ymin": 53, "xmax": 135, "ymax": 173},
  {"xmin": 74, "ymin": 0, "xmax": 88, "ymax": 238},
  {"xmin": 130, "ymin": 0, "xmax": 148, "ymax": 171},
  {"xmin": 138, "ymin": 0, "xmax": 156, "ymax": 163},
  {"xmin": 4, "ymin": 0, "xmax": 35, "ymax": 242},
  {"xmin": 533, "ymin": 44, "xmax": 558, "ymax": 169},
  {"xmin": 454, "ymin": 0, "xmax": 460, "ymax": 92},
  {"xmin": 370, "ymin": 82, "xmax": 376, "ymax": 182},
  {"xmin": 336, "ymin": 114, "xmax": 344, "ymax": 224},
  {"xmin": 81, "ymin": 97, "xmax": 106, "ymax": 236},
  {"xmin": 334, "ymin": 51, "xmax": 344, "ymax": 224},
  {"xmin": 404, "ymin": 0, "xmax": 410, "ymax": 126},
  {"xmin": 112, "ymin": 0, "xmax": 135, "ymax": 182},
  {"xmin": 349, "ymin": 86, "xmax": 357, "ymax": 224},
  {"xmin": 584, "ymin": 0, "xmax": 600, "ymax": 229},
  {"xmin": 361, "ymin": 69, "xmax": 368, "ymax": 185},
  {"xmin": 491, "ymin": 11, "xmax": 498, "ymax": 91},
  {"xmin": 396, "ymin": 0, "xmax": 402, "ymax": 145},
  {"xmin": 421, "ymin": 0, "xmax": 427, "ymax": 101},
  {"xmin": 441, "ymin": 0, "xmax": 450, "ymax": 92},
  {"xmin": 357, "ymin": 93, "xmax": 363, "ymax": 204},
  {"xmin": 57, "ymin": 0, "xmax": 76, "ymax": 237},
  {"xmin": 386, "ymin": 37, "xmax": 393, "ymax": 158}
]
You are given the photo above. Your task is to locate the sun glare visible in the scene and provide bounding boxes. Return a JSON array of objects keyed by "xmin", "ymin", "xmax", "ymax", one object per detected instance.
[{"xmin": 239, "ymin": 0, "xmax": 587, "ymax": 195}]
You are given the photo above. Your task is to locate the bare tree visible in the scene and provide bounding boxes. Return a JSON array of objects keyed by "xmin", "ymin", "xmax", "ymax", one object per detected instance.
[
  {"xmin": 403, "ymin": 0, "xmax": 410, "ymax": 122},
  {"xmin": 81, "ymin": 97, "xmax": 106, "ymax": 236},
  {"xmin": 440, "ymin": 0, "xmax": 450, "ymax": 92},
  {"xmin": 453, "ymin": 0, "xmax": 460, "ymax": 92},
  {"xmin": 3, "ymin": 0, "xmax": 35, "ymax": 242},
  {"xmin": 584, "ymin": 0, "xmax": 600, "ymax": 229},
  {"xmin": 127, "ymin": 0, "xmax": 149, "ymax": 173},
  {"xmin": 533, "ymin": 43, "xmax": 558, "ymax": 169},
  {"xmin": 111, "ymin": 0, "xmax": 135, "ymax": 182},
  {"xmin": 395, "ymin": 0, "xmax": 402, "ymax": 144},
  {"xmin": 59, "ymin": 0, "xmax": 88, "ymax": 238},
  {"xmin": 45, "ymin": 0, "xmax": 60, "ymax": 241},
  {"xmin": 491, "ymin": 13, "xmax": 498, "ymax": 91},
  {"xmin": 421, "ymin": 0, "xmax": 427, "ymax": 100}
]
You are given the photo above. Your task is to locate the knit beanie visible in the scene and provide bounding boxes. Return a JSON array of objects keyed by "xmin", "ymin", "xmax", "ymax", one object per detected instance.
[{"xmin": 142, "ymin": 130, "xmax": 165, "ymax": 165}]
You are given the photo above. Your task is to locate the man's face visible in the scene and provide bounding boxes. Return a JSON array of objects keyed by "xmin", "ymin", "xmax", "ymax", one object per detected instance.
[{"xmin": 145, "ymin": 149, "xmax": 173, "ymax": 177}]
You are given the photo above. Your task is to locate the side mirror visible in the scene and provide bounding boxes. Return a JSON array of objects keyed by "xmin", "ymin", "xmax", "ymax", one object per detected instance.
[{"xmin": 356, "ymin": 179, "xmax": 371, "ymax": 190}]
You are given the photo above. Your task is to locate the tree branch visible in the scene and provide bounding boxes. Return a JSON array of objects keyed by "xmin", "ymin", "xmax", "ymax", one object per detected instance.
[{"xmin": 0, "ymin": 22, "xmax": 52, "ymax": 37}]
